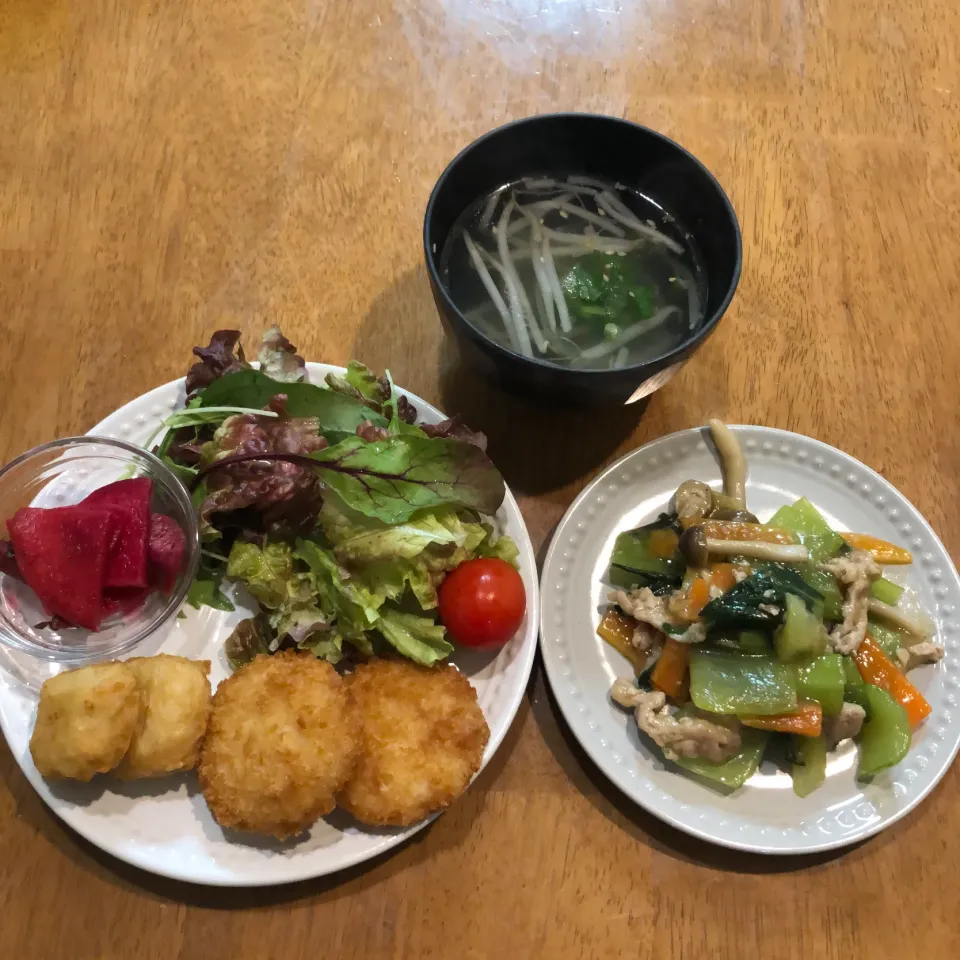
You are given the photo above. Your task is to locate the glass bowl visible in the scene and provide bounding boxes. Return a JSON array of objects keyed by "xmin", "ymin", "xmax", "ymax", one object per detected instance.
[{"xmin": 0, "ymin": 437, "xmax": 200, "ymax": 664}]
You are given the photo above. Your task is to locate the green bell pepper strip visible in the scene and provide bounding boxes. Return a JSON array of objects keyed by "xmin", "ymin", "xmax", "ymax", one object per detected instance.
[{"xmin": 689, "ymin": 650, "xmax": 798, "ymax": 715}]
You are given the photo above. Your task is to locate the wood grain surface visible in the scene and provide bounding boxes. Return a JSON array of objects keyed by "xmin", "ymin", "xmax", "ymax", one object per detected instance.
[{"xmin": 2, "ymin": 0, "xmax": 959, "ymax": 957}]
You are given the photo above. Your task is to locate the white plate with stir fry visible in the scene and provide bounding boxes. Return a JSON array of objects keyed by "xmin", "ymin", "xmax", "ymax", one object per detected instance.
[{"xmin": 540, "ymin": 423, "xmax": 960, "ymax": 853}]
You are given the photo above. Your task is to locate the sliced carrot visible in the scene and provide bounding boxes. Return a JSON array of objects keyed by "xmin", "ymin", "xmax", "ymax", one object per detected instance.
[
  {"xmin": 647, "ymin": 528, "xmax": 679, "ymax": 559},
  {"xmin": 597, "ymin": 609, "xmax": 645, "ymax": 673},
  {"xmin": 651, "ymin": 639, "xmax": 689, "ymax": 700},
  {"xmin": 680, "ymin": 518, "xmax": 796, "ymax": 544},
  {"xmin": 855, "ymin": 636, "xmax": 931, "ymax": 727},
  {"xmin": 839, "ymin": 532, "xmax": 913, "ymax": 565},
  {"xmin": 709, "ymin": 562, "xmax": 738, "ymax": 593},
  {"xmin": 676, "ymin": 576, "xmax": 711, "ymax": 621},
  {"xmin": 741, "ymin": 701, "xmax": 823, "ymax": 736}
]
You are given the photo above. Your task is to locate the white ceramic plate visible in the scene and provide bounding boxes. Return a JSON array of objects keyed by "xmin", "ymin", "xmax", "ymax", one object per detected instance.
[
  {"xmin": 540, "ymin": 425, "xmax": 960, "ymax": 854},
  {"xmin": 0, "ymin": 363, "xmax": 539, "ymax": 885}
]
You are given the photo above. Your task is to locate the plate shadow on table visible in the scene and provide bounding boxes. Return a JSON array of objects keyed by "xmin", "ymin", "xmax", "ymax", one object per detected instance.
[
  {"xmin": 353, "ymin": 266, "xmax": 649, "ymax": 496},
  {"xmin": 528, "ymin": 664, "xmax": 886, "ymax": 874}
]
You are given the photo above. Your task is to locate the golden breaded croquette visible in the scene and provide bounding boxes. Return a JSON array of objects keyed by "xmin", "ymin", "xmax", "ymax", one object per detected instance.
[
  {"xmin": 339, "ymin": 659, "xmax": 489, "ymax": 827},
  {"xmin": 198, "ymin": 652, "xmax": 360, "ymax": 839},
  {"xmin": 114, "ymin": 655, "xmax": 212, "ymax": 780},
  {"xmin": 29, "ymin": 661, "xmax": 142, "ymax": 781}
]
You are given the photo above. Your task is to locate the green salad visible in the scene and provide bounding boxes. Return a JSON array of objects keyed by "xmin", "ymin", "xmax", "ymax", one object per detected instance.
[
  {"xmin": 155, "ymin": 327, "xmax": 517, "ymax": 669},
  {"xmin": 603, "ymin": 420, "xmax": 942, "ymax": 796}
]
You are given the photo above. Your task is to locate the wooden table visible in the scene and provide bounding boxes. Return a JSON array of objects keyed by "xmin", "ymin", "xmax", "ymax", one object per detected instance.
[{"xmin": 2, "ymin": 0, "xmax": 959, "ymax": 956}]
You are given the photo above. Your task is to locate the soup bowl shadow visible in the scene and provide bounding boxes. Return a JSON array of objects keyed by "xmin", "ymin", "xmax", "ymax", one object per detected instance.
[
  {"xmin": 424, "ymin": 113, "xmax": 742, "ymax": 408},
  {"xmin": 438, "ymin": 338, "xmax": 648, "ymax": 495}
]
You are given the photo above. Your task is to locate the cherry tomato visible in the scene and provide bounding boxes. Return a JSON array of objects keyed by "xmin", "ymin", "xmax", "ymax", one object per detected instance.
[{"xmin": 438, "ymin": 558, "xmax": 526, "ymax": 649}]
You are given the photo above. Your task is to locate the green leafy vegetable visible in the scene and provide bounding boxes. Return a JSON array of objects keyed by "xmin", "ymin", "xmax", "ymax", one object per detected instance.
[
  {"xmin": 475, "ymin": 522, "xmax": 520, "ymax": 565},
  {"xmin": 377, "ymin": 608, "xmax": 453, "ymax": 666},
  {"xmin": 294, "ymin": 539, "xmax": 383, "ymax": 647},
  {"xmin": 312, "ymin": 435, "xmax": 505, "ymax": 524},
  {"xmin": 562, "ymin": 253, "xmax": 656, "ymax": 325},
  {"xmin": 608, "ymin": 513, "xmax": 683, "ymax": 594},
  {"xmin": 701, "ymin": 567, "xmax": 822, "ymax": 628},
  {"xmin": 197, "ymin": 368, "xmax": 384, "ymax": 434},
  {"xmin": 186, "ymin": 576, "xmax": 235, "ymax": 612},
  {"xmin": 226, "ymin": 541, "xmax": 297, "ymax": 609}
]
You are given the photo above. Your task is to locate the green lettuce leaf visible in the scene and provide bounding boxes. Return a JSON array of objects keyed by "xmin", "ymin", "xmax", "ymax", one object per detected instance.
[
  {"xmin": 226, "ymin": 541, "xmax": 297, "ymax": 609},
  {"xmin": 377, "ymin": 608, "xmax": 453, "ymax": 666},
  {"xmin": 309, "ymin": 435, "xmax": 505, "ymax": 524},
  {"xmin": 297, "ymin": 630, "xmax": 344, "ymax": 663},
  {"xmin": 294, "ymin": 539, "xmax": 384, "ymax": 647},
  {"xmin": 197, "ymin": 369, "xmax": 384, "ymax": 434},
  {"xmin": 356, "ymin": 557, "xmax": 440, "ymax": 609},
  {"xmin": 320, "ymin": 499, "xmax": 474, "ymax": 566},
  {"xmin": 325, "ymin": 361, "xmax": 389, "ymax": 409},
  {"xmin": 186, "ymin": 576, "xmax": 235, "ymax": 612},
  {"xmin": 476, "ymin": 524, "xmax": 521, "ymax": 566}
]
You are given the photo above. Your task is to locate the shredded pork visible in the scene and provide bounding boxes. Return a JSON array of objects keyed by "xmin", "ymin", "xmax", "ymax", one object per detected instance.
[
  {"xmin": 609, "ymin": 588, "xmax": 707, "ymax": 644},
  {"xmin": 822, "ymin": 702, "xmax": 867, "ymax": 749},
  {"xmin": 896, "ymin": 642, "xmax": 945, "ymax": 672},
  {"xmin": 610, "ymin": 680, "xmax": 742, "ymax": 762},
  {"xmin": 821, "ymin": 549, "xmax": 882, "ymax": 654},
  {"xmin": 611, "ymin": 587, "xmax": 668, "ymax": 629}
]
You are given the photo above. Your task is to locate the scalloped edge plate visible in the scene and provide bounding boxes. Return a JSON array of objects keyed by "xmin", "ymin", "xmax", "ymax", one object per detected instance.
[
  {"xmin": 0, "ymin": 364, "xmax": 540, "ymax": 885},
  {"xmin": 539, "ymin": 425, "xmax": 959, "ymax": 854}
]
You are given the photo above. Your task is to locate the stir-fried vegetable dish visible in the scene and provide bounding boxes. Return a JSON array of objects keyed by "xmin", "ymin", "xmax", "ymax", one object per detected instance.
[{"xmin": 602, "ymin": 420, "xmax": 943, "ymax": 794}]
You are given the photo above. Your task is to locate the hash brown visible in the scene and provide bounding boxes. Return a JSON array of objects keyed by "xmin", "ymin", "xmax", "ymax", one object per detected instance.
[
  {"xmin": 339, "ymin": 659, "xmax": 489, "ymax": 826},
  {"xmin": 29, "ymin": 661, "xmax": 142, "ymax": 781},
  {"xmin": 198, "ymin": 651, "xmax": 360, "ymax": 839}
]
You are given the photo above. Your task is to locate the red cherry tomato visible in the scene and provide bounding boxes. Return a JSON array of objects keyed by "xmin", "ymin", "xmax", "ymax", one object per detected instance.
[{"xmin": 438, "ymin": 558, "xmax": 526, "ymax": 649}]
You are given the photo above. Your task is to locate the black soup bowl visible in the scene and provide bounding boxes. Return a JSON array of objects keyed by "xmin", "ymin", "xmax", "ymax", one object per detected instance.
[{"xmin": 423, "ymin": 113, "xmax": 742, "ymax": 407}]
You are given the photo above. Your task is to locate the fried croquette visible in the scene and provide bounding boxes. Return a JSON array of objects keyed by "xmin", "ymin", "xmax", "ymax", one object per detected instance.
[
  {"xmin": 339, "ymin": 659, "xmax": 489, "ymax": 827},
  {"xmin": 114, "ymin": 655, "xmax": 212, "ymax": 780},
  {"xmin": 29, "ymin": 661, "xmax": 142, "ymax": 781},
  {"xmin": 198, "ymin": 652, "xmax": 360, "ymax": 839}
]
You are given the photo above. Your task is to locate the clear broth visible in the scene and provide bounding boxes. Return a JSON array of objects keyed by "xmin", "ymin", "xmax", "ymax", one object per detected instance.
[{"xmin": 439, "ymin": 175, "xmax": 708, "ymax": 370}]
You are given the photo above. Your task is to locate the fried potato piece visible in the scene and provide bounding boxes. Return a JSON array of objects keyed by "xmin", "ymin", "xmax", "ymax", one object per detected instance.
[
  {"xmin": 114, "ymin": 655, "xmax": 212, "ymax": 780},
  {"xmin": 339, "ymin": 659, "xmax": 490, "ymax": 827},
  {"xmin": 30, "ymin": 662, "xmax": 141, "ymax": 781},
  {"xmin": 198, "ymin": 652, "xmax": 359, "ymax": 839}
]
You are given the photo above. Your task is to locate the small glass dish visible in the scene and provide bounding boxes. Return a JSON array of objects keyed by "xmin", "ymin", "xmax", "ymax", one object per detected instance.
[{"xmin": 0, "ymin": 436, "xmax": 200, "ymax": 664}]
